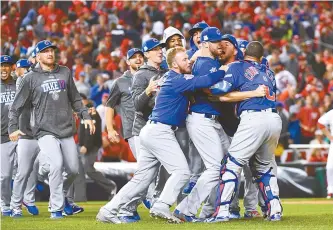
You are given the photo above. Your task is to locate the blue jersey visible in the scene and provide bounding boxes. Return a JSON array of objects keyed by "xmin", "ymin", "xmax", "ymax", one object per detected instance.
[
  {"xmin": 190, "ymin": 57, "xmax": 222, "ymax": 116},
  {"xmin": 216, "ymin": 60, "xmax": 277, "ymax": 116},
  {"xmin": 149, "ymin": 69, "xmax": 225, "ymax": 127}
]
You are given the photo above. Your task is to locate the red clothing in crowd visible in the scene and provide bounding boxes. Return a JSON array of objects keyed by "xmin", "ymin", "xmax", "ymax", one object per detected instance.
[
  {"xmin": 38, "ymin": 5, "xmax": 66, "ymax": 32},
  {"xmin": 298, "ymin": 106, "xmax": 320, "ymax": 137}
]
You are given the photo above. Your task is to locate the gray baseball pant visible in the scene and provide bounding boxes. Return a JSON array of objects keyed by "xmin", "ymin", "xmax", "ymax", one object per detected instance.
[
  {"xmin": 0, "ymin": 141, "xmax": 17, "ymax": 211},
  {"xmin": 176, "ymin": 112, "xmax": 230, "ymax": 216},
  {"xmin": 11, "ymin": 139, "xmax": 40, "ymax": 209},
  {"xmin": 37, "ymin": 135, "xmax": 79, "ymax": 212},
  {"xmin": 99, "ymin": 122, "xmax": 190, "ymax": 216}
]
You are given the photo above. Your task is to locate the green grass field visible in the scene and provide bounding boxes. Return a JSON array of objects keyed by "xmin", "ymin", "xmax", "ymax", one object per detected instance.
[{"xmin": 1, "ymin": 199, "xmax": 333, "ymax": 230}]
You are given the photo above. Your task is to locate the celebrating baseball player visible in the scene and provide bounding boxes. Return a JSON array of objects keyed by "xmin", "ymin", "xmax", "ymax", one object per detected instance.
[
  {"xmin": 8, "ymin": 40, "xmax": 95, "ymax": 219},
  {"xmin": 0, "ymin": 55, "xmax": 17, "ymax": 216},
  {"xmin": 10, "ymin": 59, "xmax": 41, "ymax": 217},
  {"xmin": 206, "ymin": 41, "xmax": 282, "ymax": 222}
]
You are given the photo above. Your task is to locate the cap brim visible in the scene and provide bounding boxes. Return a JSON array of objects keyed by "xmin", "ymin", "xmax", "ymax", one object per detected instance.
[
  {"xmin": 37, "ymin": 45, "xmax": 57, "ymax": 53},
  {"xmin": 189, "ymin": 28, "xmax": 203, "ymax": 37},
  {"xmin": 127, "ymin": 50, "xmax": 144, "ymax": 60},
  {"xmin": 146, "ymin": 42, "xmax": 166, "ymax": 52},
  {"xmin": 0, "ymin": 61, "xmax": 13, "ymax": 65}
]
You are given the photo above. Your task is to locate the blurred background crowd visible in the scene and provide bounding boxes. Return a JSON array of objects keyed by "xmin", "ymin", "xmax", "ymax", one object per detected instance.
[{"xmin": 1, "ymin": 0, "xmax": 333, "ymax": 163}]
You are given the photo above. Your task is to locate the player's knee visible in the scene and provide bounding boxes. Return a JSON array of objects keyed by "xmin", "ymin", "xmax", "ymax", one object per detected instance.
[{"xmin": 221, "ymin": 170, "xmax": 237, "ymax": 181}]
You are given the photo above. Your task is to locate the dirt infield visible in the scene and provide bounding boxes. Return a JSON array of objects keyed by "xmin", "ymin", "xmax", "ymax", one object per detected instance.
[{"xmin": 282, "ymin": 200, "xmax": 333, "ymax": 204}]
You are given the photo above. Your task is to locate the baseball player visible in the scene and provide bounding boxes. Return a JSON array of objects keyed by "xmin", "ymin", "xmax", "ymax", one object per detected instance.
[
  {"xmin": 162, "ymin": 26, "xmax": 203, "ymax": 198},
  {"xmin": 317, "ymin": 109, "xmax": 333, "ymax": 198},
  {"xmin": 0, "ymin": 55, "xmax": 17, "ymax": 216},
  {"xmin": 206, "ymin": 41, "xmax": 282, "ymax": 222},
  {"xmin": 186, "ymin": 21, "xmax": 209, "ymax": 59},
  {"xmin": 235, "ymin": 39, "xmax": 276, "ymax": 218},
  {"xmin": 106, "ymin": 48, "xmax": 144, "ymax": 158},
  {"xmin": 8, "ymin": 40, "xmax": 95, "ymax": 219},
  {"xmin": 10, "ymin": 59, "xmax": 41, "ymax": 217},
  {"xmin": 96, "ymin": 46, "xmax": 227, "ymax": 224}
]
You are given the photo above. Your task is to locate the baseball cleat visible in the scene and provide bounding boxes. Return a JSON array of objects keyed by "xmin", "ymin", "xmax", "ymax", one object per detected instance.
[
  {"xmin": 204, "ymin": 216, "xmax": 230, "ymax": 223},
  {"xmin": 63, "ymin": 198, "xmax": 73, "ymax": 216},
  {"xmin": 260, "ymin": 206, "xmax": 268, "ymax": 219},
  {"xmin": 182, "ymin": 182, "xmax": 196, "ymax": 195},
  {"xmin": 118, "ymin": 215, "xmax": 139, "ymax": 223},
  {"xmin": 142, "ymin": 199, "xmax": 151, "ymax": 209},
  {"xmin": 244, "ymin": 210, "xmax": 261, "ymax": 218},
  {"xmin": 150, "ymin": 206, "xmax": 181, "ymax": 223},
  {"xmin": 173, "ymin": 209, "xmax": 202, "ymax": 222},
  {"xmin": 71, "ymin": 204, "xmax": 84, "ymax": 215},
  {"xmin": 11, "ymin": 209, "xmax": 23, "ymax": 218},
  {"xmin": 267, "ymin": 212, "xmax": 282, "ymax": 221},
  {"xmin": 133, "ymin": 211, "xmax": 141, "ymax": 221},
  {"xmin": 229, "ymin": 211, "xmax": 241, "ymax": 219},
  {"xmin": 2, "ymin": 210, "xmax": 12, "ymax": 216},
  {"xmin": 50, "ymin": 211, "xmax": 63, "ymax": 219},
  {"xmin": 23, "ymin": 202, "xmax": 39, "ymax": 215},
  {"xmin": 36, "ymin": 181, "xmax": 45, "ymax": 192},
  {"xmin": 96, "ymin": 210, "xmax": 122, "ymax": 224}
]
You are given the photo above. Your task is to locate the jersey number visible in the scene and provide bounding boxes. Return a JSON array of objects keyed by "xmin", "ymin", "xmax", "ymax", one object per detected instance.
[{"xmin": 264, "ymin": 86, "xmax": 276, "ymax": 101}]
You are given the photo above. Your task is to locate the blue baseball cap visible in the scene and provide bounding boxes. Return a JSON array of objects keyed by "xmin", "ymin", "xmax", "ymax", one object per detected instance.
[
  {"xmin": 221, "ymin": 34, "xmax": 239, "ymax": 49},
  {"xmin": 0, "ymin": 55, "xmax": 13, "ymax": 64},
  {"xmin": 237, "ymin": 39, "xmax": 249, "ymax": 49},
  {"xmin": 127, "ymin": 48, "xmax": 144, "ymax": 60},
  {"xmin": 200, "ymin": 27, "xmax": 223, "ymax": 43},
  {"xmin": 31, "ymin": 49, "xmax": 36, "ymax": 58},
  {"xmin": 142, "ymin": 38, "xmax": 166, "ymax": 52},
  {"xmin": 35, "ymin": 40, "xmax": 57, "ymax": 54},
  {"xmin": 16, "ymin": 59, "xmax": 32, "ymax": 68},
  {"xmin": 189, "ymin": 21, "xmax": 209, "ymax": 36}
]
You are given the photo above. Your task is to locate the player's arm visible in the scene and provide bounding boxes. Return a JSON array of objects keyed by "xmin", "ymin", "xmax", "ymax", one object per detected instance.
[
  {"xmin": 175, "ymin": 66, "xmax": 227, "ymax": 93},
  {"xmin": 317, "ymin": 111, "xmax": 333, "ymax": 141},
  {"xmin": 67, "ymin": 68, "xmax": 95, "ymax": 134},
  {"xmin": 105, "ymin": 81, "xmax": 121, "ymax": 143},
  {"xmin": 8, "ymin": 76, "xmax": 31, "ymax": 141},
  {"xmin": 219, "ymin": 85, "xmax": 266, "ymax": 102},
  {"xmin": 131, "ymin": 72, "xmax": 158, "ymax": 111}
]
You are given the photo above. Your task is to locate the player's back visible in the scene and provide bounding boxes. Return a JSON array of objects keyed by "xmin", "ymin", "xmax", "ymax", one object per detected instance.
[{"xmin": 229, "ymin": 60, "xmax": 277, "ymax": 116}]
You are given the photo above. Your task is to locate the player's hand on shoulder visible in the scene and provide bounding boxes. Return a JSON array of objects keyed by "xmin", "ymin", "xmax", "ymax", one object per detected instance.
[
  {"xmin": 254, "ymin": 85, "xmax": 267, "ymax": 97},
  {"xmin": 219, "ymin": 65, "xmax": 229, "ymax": 72},
  {"xmin": 146, "ymin": 79, "xmax": 159, "ymax": 96},
  {"xmin": 9, "ymin": 130, "xmax": 25, "ymax": 142}
]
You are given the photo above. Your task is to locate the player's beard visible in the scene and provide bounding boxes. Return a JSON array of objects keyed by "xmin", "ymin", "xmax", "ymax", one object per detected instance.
[{"xmin": 179, "ymin": 65, "xmax": 191, "ymax": 74}]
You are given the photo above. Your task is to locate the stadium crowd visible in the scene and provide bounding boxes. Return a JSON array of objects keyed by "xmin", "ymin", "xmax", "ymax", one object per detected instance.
[{"xmin": 1, "ymin": 0, "xmax": 333, "ymax": 162}]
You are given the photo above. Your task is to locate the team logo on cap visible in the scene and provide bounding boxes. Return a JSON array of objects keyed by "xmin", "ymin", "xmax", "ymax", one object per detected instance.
[
  {"xmin": 144, "ymin": 46, "xmax": 148, "ymax": 51},
  {"xmin": 203, "ymin": 35, "xmax": 208, "ymax": 41},
  {"xmin": 44, "ymin": 41, "xmax": 51, "ymax": 45},
  {"xmin": 152, "ymin": 38, "xmax": 158, "ymax": 42},
  {"xmin": 4, "ymin": 56, "xmax": 8, "ymax": 60},
  {"xmin": 216, "ymin": 30, "xmax": 221, "ymax": 35},
  {"xmin": 17, "ymin": 63, "xmax": 21, "ymax": 68}
]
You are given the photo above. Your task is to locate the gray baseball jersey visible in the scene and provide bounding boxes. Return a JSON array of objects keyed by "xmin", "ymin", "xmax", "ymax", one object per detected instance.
[
  {"xmin": 1, "ymin": 79, "xmax": 16, "ymax": 143},
  {"xmin": 131, "ymin": 64, "xmax": 166, "ymax": 136},
  {"xmin": 106, "ymin": 70, "xmax": 135, "ymax": 140},
  {"xmin": 8, "ymin": 63, "xmax": 90, "ymax": 138}
]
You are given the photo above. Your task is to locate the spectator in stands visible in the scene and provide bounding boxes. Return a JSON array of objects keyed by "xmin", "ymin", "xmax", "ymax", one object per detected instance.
[
  {"xmin": 90, "ymin": 74, "xmax": 109, "ymax": 107},
  {"xmin": 75, "ymin": 72, "xmax": 91, "ymax": 97},
  {"xmin": 288, "ymin": 108, "xmax": 301, "ymax": 144},
  {"xmin": 298, "ymin": 95, "xmax": 320, "ymax": 144},
  {"xmin": 308, "ymin": 130, "xmax": 329, "ymax": 162}
]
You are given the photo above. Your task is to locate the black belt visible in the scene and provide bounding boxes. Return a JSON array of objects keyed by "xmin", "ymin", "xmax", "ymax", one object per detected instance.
[
  {"xmin": 189, "ymin": 111, "xmax": 218, "ymax": 120},
  {"xmin": 148, "ymin": 120, "xmax": 178, "ymax": 131}
]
